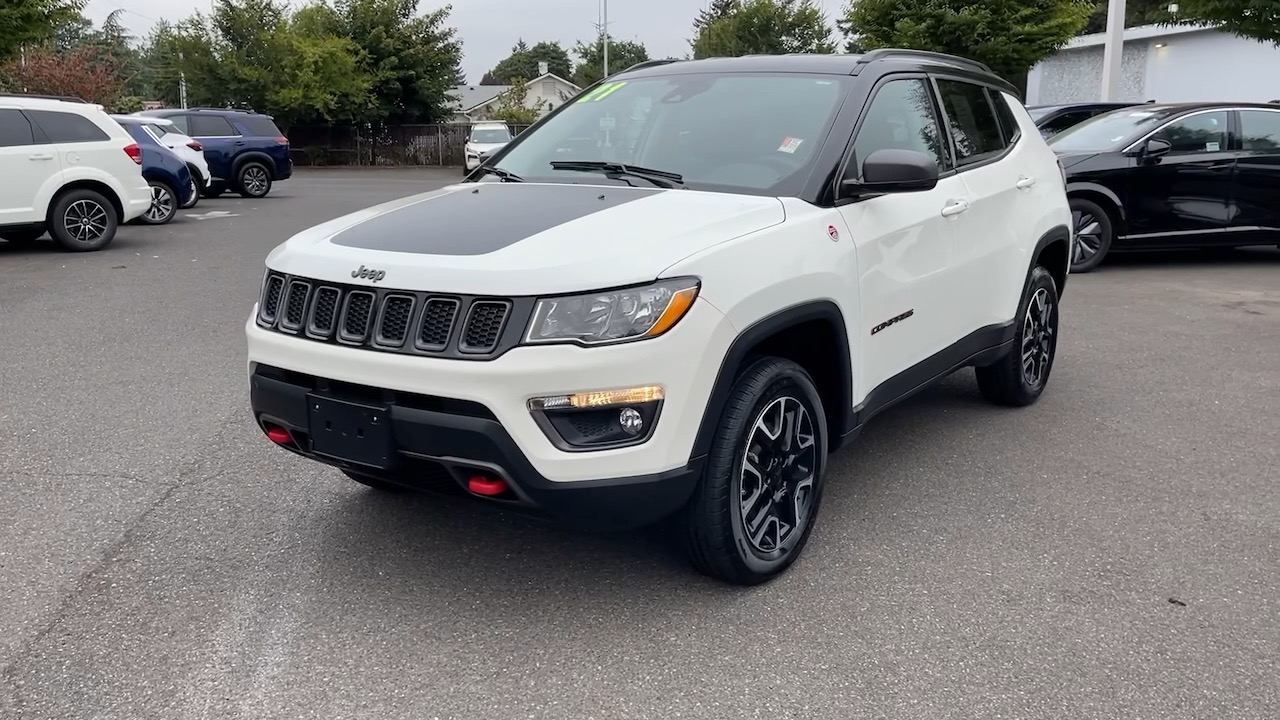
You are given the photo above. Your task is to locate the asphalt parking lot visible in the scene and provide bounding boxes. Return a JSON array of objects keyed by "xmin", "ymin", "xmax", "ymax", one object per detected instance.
[{"xmin": 1, "ymin": 168, "xmax": 1277, "ymax": 719}]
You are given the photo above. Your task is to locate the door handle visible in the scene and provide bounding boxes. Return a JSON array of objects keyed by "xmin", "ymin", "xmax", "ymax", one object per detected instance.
[
  {"xmin": 28, "ymin": 154, "xmax": 54, "ymax": 161},
  {"xmin": 941, "ymin": 199, "xmax": 969, "ymax": 217},
  {"xmin": 1016, "ymin": 175, "xmax": 1037, "ymax": 189}
]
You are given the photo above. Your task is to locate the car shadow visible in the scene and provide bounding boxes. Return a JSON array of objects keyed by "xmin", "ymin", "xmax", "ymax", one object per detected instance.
[{"xmin": 1100, "ymin": 245, "xmax": 1280, "ymax": 270}]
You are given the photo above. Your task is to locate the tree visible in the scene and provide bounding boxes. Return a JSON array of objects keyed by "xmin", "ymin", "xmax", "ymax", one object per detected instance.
[
  {"xmin": 0, "ymin": 42, "xmax": 127, "ymax": 105},
  {"xmin": 841, "ymin": 0, "xmax": 1095, "ymax": 80},
  {"xmin": 1162, "ymin": 0, "xmax": 1280, "ymax": 45},
  {"xmin": 692, "ymin": 0, "xmax": 836, "ymax": 59},
  {"xmin": 478, "ymin": 70, "xmax": 504, "ymax": 85},
  {"xmin": 488, "ymin": 79, "xmax": 542, "ymax": 124},
  {"xmin": 1079, "ymin": 0, "xmax": 1172, "ymax": 34},
  {"xmin": 487, "ymin": 39, "xmax": 573, "ymax": 83},
  {"xmin": 572, "ymin": 36, "xmax": 649, "ymax": 87},
  {"xmin": 0, "ymin": 0, "xmax": 85, "ymax": 63},
  {"xmin": 692, "ymin": 0, "xmax": 739, "ymax": 33}
]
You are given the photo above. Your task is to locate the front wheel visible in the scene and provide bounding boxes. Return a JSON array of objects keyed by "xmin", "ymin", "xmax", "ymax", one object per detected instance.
[
  {"xmin": 975, "ymin": 265, "xmax": 1060, "ymax": 407},
  {"xmin": 181, "ymin": 171, "xmax": 201, "ymax": 209},
  {"xmin": 1069, "ymin": 197, "xmax": 1113, "ymax": 273},
  {"xmin": 681, "ymin": 357, "xmax": 828, "ymax": 586},
  {"xmin": 138, "ymin": 180, "xmax": 178, "ymax": 225}
]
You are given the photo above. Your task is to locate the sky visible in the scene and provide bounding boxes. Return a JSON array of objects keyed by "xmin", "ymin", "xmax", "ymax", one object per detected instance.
[{"xmin": 84, "ymin": 0, "xmax": 846, "ymax": 84}]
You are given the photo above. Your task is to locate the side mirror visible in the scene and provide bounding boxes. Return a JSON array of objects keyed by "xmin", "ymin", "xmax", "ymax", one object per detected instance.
[
  {"xmin": 1144, "ymin": 138, "xmax": 1172, "ymax": 158},
  {"xmin": 840, "ymin": 148, "xmax": 940, "ymax": 198}
]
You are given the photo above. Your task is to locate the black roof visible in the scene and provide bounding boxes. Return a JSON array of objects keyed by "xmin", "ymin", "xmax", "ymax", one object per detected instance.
[
  {"xmin": 1028, "ymin": 101, "xmax": 1146, "ymax": 111},
  {"xmin": 616, "ymin": 49, "xmax": 1013, "ymax": 92}
]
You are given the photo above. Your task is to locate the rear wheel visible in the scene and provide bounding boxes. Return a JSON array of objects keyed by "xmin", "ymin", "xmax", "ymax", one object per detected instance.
[
  {"xmin": 680, "ymin": 357, "xmax": 828, "ymax": 586},
  {"xmin": 975, "ymin": 265, "xmax": 1060, "ymax": 407},
  {"xmin": 138, "ymin": 180, "xmax": 177, "ymax": 225},
  {"xmin": 48, "ymin": 189, "xmax": 118, "ymax": 252},
  {"xmin": 1, "ymin": 227, "xmax": 45, "ymax": 245},
  {"xmin": 1069, "ymin": 197, "xmax": 1113, "ymax": 273},
  {"xmin": 237, "ymin": 162, "xmax": 272, "ymax": 198}
]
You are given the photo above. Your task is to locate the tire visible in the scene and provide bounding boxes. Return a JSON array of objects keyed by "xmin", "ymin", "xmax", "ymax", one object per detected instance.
[
  {"xmin": 47, "ymin": 189, "xmax": 118, "ymax": 252},
  {"xmin": 1069, "ymin": 197, "xmax": 1113, "ymax": 273},
  {"xmin": 342, "ymin": 469, "xmax": 410, "ymax": 493},
  {"xmin": 236, "ymin": 161, "xmax": 272, "ymax": 198},
  {"xmin": 138, "ymin": 180, "xmax": 178, "ymax": 225},
  {"xmin": 975, "ymin": 265, "xmax": 1061, "ymax": 407},
  {"xmin": 680, "ymin": 357, "xmax": 829, "ymax": 586},
  {"xmin": 181, "ymin": 170, "xmax": 201, "ymax": 209},
  {"xmin": 1, "ymin": 227, "xmax": 45, "ymax": 245},
  {"xmin": 202, "ymin": 182, "xmax": 226, "ymax": 199}
]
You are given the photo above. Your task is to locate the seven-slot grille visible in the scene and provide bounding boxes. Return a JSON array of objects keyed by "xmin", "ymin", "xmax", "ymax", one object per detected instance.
[{"xmin": 257, "ymin": 272, "xmax": 515, "ymax": 358}]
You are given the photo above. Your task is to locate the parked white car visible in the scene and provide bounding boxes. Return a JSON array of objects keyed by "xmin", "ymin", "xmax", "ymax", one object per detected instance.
[
  {"xmin": 0, "ymin": 93, "xmax": 151, "ymax": 251},
  {"xmin": 464, "ymin": 122, "xmax": 513, "ymax": 171},
  {"xmin": 128, "ymin": 115, "xmax": 211, "ymax": 208}
]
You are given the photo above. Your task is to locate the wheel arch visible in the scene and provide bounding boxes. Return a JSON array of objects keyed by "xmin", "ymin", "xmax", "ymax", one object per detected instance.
[
  {"xmin": 691, "ymin": 301, "xmax": 854, "ymax": 460},
  {"xmin": 47, "ymin": 180, "xmax": 124, "ymax": 224},
  {"xmin": 232, "ymin": 151, "xmax": 275, "ymax": 178},
  {"xmin": 1066, "ymin": 181, "xmax": 1125, "ymax": 234},
  {"xmin": 1031, "ymin": 224, "xmax": 1072, "ymax": 300}
]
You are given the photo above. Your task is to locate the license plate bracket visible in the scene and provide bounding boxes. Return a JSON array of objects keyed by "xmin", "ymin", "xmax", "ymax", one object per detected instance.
[{"xmin": 306, "ymin": 394, "xmax": 395, "ymax": 470}]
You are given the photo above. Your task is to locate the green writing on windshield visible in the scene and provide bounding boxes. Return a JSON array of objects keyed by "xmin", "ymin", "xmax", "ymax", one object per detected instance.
[{"xmin": 577, "ymin": 81, "xmax": 627, "ymax": 103}]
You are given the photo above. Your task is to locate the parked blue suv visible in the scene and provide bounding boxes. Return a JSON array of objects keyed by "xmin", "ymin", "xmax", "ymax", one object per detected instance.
[
  {"xmin": 112, "ymin": 115, "xmax": 196, "ymax": 225},
  {"xmin": 136, "ymin": 107, "xmax": 292, "ymax": 199}
]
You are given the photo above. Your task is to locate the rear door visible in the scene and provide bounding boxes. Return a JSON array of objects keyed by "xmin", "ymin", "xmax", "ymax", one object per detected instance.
[
  {"xmin": 0, "ymin": 107, "xmax": 62, "ymax": 225},
  {"xmin": 1229, "ymin": 107, "xmax": 1280, "ymax": 242},
  {"xmin": 1123, "ymin": 109, "xmax": 1235, "ymax": 241}
]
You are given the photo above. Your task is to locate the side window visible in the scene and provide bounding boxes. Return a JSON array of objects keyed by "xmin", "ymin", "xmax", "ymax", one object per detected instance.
[
  {"xmin": 1151, "ymin": 111, "xmax": 1228, "ymax": 154},
  {"xmin": 188, "ymin": 115, "xmax": 238, "ymax": 137},
  {"xmin": 1039, "ymin": 111, "xmax": 1092, "ymax": 138},
  {"xmin": 166, "ymin": 115, "xmax": 190, "ymax": 134},
  {"xmin": 25, "ymin": 110, "xmax": 109, "ymax": 143},
  {"xmin": 990, "ymin": 91, "xmax": 1023, "ymax": 145},
  {"xmin": 1239, "ymin": 110, "xmax": 1280, "ymax": 151},
  {"xmin": 851, "ymin": 78, "xmax": 948, "ymax": 176},
  {"xmin": 0, "ymin": 109, "xmax": 35, "ymax": 147},
  {"xmin": 936, "ymin": 79, "xmax": 1007, "ymax": 165}
]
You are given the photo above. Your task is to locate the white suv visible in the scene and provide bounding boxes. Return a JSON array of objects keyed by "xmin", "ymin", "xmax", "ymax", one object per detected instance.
[
  {"xmin": 0, "ymin": 93, "xmax": 151, "ymax": 251},
  {"xmin": 246, "ymin": 51, "xmax": 1073, "ymax": 585}
]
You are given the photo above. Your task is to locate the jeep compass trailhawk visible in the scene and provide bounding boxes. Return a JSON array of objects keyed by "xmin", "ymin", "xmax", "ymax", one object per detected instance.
[{"xmin": 246, "ymin": 50, "xmax": 1073, "ymax": 585}]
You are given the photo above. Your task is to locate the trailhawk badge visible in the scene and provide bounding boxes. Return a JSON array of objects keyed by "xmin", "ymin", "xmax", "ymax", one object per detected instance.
[{"xmin": 351, "ymin": 265, "xmax": 386, "ymax": 283}]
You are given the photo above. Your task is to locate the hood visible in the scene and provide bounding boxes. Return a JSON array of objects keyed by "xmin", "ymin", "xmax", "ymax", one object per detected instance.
[
  {"xmin": 1053, "ymin": 151, "xmax": 1101, "ymax": 170},
  {"xmin": 266, "ymin": 182, "xmax": 786, "ymax": 296}
]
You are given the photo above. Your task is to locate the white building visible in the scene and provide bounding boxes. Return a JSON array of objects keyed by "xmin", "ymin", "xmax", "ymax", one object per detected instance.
[
  {"xmin": 447, "ymin": 62, "xmax": 583, "ymax": 124},
  {"xmin": 1026, "ymin": 24, "xmax": 1280, "ymax": 106}
]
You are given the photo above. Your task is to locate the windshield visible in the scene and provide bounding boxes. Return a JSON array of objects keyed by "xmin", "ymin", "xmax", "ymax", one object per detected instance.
[
  {"xmin": 1026, "ymin": 107, "xmax": 1053, "ymax": 121},
  {"xmin": 471, "ymin": 128, "xmax": 511, "ymax": 143},
  {"xmin": 485, "ymin": 72, "xmax": 850, "ymax": 196},
  {"xmin": 1047, "ymin": 108, "xmax": 1176, "ymax": 153}
]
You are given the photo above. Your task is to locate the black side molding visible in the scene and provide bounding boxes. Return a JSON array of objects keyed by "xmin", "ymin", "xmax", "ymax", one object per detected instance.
[{"xmin": 690, "ymin": 300, "xmax": 853, "ymax": 460}]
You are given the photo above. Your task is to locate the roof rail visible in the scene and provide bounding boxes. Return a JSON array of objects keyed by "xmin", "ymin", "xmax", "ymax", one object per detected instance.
[
  {"xmin": 0, "ymin": 92, "xmax": 89, "ymax": 103},
  {"xmin": 619, "ymin": 58, "xmax": 681, "ymax": 74},
  {"xmin": 856, "ymin": 48, "xmax": 992, "ymax": 74},
  {"xmin": 187, "ymin": 105, "xmax": 258, "ymax": 113}
]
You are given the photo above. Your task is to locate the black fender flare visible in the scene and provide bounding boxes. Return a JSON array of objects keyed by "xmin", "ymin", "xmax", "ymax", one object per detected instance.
[
  {"xmin": 232, "ymin": 151, "xmax": 275, "ymax": 180},
  {"xmin": 1031, "ymin": 224, "xmax": 1072, "ymax": 299},
  {"xmin": 1065, "ymin": 181, "xmax": 1125, "ymax": 229},
  {"xmin": 690, "ymin": 300, "xmax": 854, "ymax": 460}
]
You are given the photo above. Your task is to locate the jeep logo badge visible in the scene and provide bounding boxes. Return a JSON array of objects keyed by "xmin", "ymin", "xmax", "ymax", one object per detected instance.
[{"xmin": 351, "ymin": 265, "xmax": 386, "ymax": 283}]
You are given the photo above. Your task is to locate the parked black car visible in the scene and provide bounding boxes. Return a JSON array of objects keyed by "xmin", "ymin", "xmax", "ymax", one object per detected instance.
[
  {"xmin": 1027, "ymin": 101, "xmax": 1149, "ymax": 139},
  {"xmin": 1048, "ymin": 101, "xmax": 1280, "ymax": 272}
]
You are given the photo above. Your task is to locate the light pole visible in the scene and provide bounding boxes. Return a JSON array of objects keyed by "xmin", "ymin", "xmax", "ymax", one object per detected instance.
[
  {"xmin": 602, "ymin": 0, "xmax": 609, "ymax": 77},
  {"xmin": 1099, "ymin": 0, "xmax": 1127, "ymax": 100}
]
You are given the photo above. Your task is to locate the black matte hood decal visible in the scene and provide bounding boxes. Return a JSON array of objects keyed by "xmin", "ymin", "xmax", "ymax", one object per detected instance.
[{"xmin": 328, "ymin": 182, "xmax": 663, "ymax": 256}]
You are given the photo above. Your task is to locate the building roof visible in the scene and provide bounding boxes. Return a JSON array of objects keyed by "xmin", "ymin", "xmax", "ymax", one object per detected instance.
[
  {"xmin": 1062, "ymin": 23, "xmax": 1224, "ymax": 50},
  {"xmin": 464, "ymin": 73, "xmax": 583, "ymax": 111},
  {"xmin": 449, "ymin": 84, "xmax": 511, "ymax": 112}
]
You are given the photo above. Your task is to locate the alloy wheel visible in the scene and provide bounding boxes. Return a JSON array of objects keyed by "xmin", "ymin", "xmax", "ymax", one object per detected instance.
[
  {"xmin": 739, "ymin": 395, "xmax": 818, "ymax": 555},
  {"xmin": 1072, "ymin": 209, "xmax": 1103, "ymax": 266},
  {"xmin": 145, "ymin": 184, "xmax": 174, "ymax": 223},
  {"xmin": 63, "ymin": 199, "xmax": 109, "ymax": 244},
  {"xmin": 243, "ymin": 166, "xmax": 269, "ymax": 196},
  {"xmin": 1021, "ymin": 287, "xmax": 1056, "ymax": 388}
]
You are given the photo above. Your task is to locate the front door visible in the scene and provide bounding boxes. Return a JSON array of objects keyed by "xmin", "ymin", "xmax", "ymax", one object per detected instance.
[
  {"xmin": 1124, "ymin": 109, "xmax": 1235, "ymax": 242},
  {"xmin": 835, "ymin": 75, "xmax": 971, "ymax": 396},
  {"xmin": 0, "ymin": 108, "xmax": 62, "ymax": 226},
  {"xmin": 1229, "ymin": 107, "xmax": 1280, "ymax": 243}
]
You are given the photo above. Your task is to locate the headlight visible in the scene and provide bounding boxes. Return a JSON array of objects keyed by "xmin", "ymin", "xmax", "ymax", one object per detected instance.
[{"xmin": 523, "ymin": 277, "xmax": 700, "ymax": 346}]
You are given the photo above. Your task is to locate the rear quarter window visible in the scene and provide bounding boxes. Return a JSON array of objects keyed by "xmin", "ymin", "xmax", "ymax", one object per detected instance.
[
  {"xmin": 234, "ymin": 115, "xmax": 283, "ymax": 137},
  {"xmin": 26, "ymin": 110, "xmax": 110, "ymax": 143},
  {"xmin": 188, "ymin": 115, "xmax": 238, "ymax": 136}
]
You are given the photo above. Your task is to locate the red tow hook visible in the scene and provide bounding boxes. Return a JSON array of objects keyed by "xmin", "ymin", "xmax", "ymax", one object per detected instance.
[
  {"xmin": 265, "ymin": 425, "xmax": 294, "ymax": 445},
  {"xmin": 467, "ymin": 474, "xmax": 509, "ymax": 496}
]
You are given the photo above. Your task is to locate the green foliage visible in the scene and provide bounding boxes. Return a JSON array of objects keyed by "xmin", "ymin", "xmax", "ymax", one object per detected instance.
[
  {"xmin": 0, "ymin": 0, "xmax": 85, "ymax": 62},
  {"xmin": 1168, "ymin": 0, "xmax": 1280, "ymax": 44},
  {"xmin": 1080, "ymin": 0, "xmax": 1172, "ymax": 34},
  {"xmin": 841, "ymin": 0, "xmax": 1096, "ymax": 80},
  {"xmin": 692, "ymin": 0, "xmax": 740, "ymax": 33},
  {"xmin": 487, "ymin": 40, "xmax": 573, "ymax": 84},
  {"xmin": 572, "ymin": 35, "xmax": 649, "ymax": 87},
  {"xmin": 488, "ymin": 78, "xmax": 542, "ymax": 124},
  {"xmin": 691, "ymin": 0, "xmax": 836, "ymax": 59}
]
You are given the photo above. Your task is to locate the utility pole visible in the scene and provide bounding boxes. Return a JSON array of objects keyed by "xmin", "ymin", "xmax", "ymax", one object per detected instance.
[
  {"xmin": 178, "ymin": 51, "xmax": 188, "ymax": 109},
  {"xmin": 1099, "ymin": 0, "xmax": 1127, "ymax": 100},
  {"xmin": 601, "ymin": 0, "xmax": 609, "ymax": 77}
]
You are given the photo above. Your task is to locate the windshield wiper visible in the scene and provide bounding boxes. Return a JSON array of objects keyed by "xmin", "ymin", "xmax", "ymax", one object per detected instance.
[
  {"xmin": 549, "ymin": 160, "xmax": 684, "ymax": 188},
  {"xmin": 473, "ymin": 164, "xmax": 523, "ymax": 182}
]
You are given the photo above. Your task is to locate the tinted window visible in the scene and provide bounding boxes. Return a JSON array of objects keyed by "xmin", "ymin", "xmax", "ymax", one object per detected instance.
[
  {"xmin": 491, "ymin": 73, "xmax": 851, "ymax": 196},
  {"xmin": 0, "ymin": 109, "xmax": 35, "ymax": 147},
  {"xmin": 234, "ymin": 115, "xmax": 282, "ymax": 137},
  {"xmin": 188, "ymin": 115, "xmax": 238, "ymax": 136},
  {"xmin": 1039, "ymin": 110, "xmax": 1093, "ymax": 137},
  {"xmin": 1239, "ymin": 110, "xmax": 1280, "ymax": 151},
  {"xmin": 852, "ymin": 78, "xmax": 948, "ymax": 174},
  {"xmin": 936, "ymin": 80, "xmax": 1006, "ymax": 164},
  {"xmin": 26, "ymin": 110, "xmax": 109, "ymax": 143},
  {"xmin": 1151, "ymin": 111, "xmax": 1228, "ymax": 154},
  {"xmin": 471, "ymin": 127, "xmax": 512, "ymax": 143},
  {"xmin": 1046, "ymin": 108, "xmax": 1174, "ymax": 152},
  {"xmin": 164, "ymin": 114, "xmax": 190, "ymax": 133},
  {"xmin": 990, "ymin": 91, "xmax": 1023, "ymax": 144}
]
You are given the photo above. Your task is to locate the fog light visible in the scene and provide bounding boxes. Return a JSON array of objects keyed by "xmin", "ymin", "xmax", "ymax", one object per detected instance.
[
  {"xmin": 619, "ymin": 407, "xmax": 643, "ymax": 435},
  {"xmin": 529, "ymin": 385, "xmax": 664, "ymax": 410}
]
